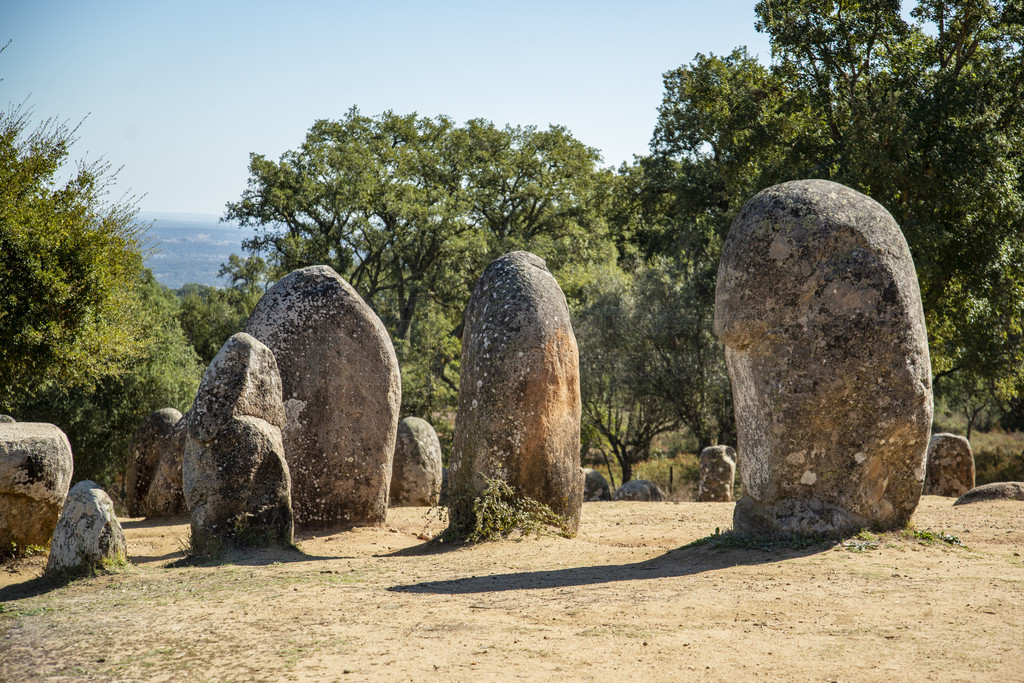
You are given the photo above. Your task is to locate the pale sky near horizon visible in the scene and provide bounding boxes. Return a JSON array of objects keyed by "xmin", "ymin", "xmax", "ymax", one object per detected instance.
[{"xmin": 3, "ymin": 1, "xmax": 772, "ymax": 217}]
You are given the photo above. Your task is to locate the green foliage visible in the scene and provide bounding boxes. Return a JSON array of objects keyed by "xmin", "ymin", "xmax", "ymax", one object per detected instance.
[
  {"xmin": 225, "ymin": 108, "xmax": 613, "ymax": 417},
  {"xmin": 974, "ymin": 446, "xmax": 1024, "ymax": 485},
  {"xmin": 176, "ymin": 254, "xmax": 268, "ymax": 364},
  {"xmin": 574, "ymin": 258, "xmax": 733, "ymax": 482},
  {"xmin": 0, "ymin": 103, "xmax": 149, "ymax": 406},
  {"xmin": 646, "ymin": 0, "xmax": 1024, "ymax": 401},
  {"xmin": 440, "ymin": 476, "xmax": 573, "ymax": 544},
  {"xmin": 10, "ymin": 271, "xmax": 203, "ymax": 493}
]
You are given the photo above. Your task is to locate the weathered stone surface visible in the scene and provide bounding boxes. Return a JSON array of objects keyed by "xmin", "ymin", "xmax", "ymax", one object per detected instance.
[
  {"xmin": 439, "ymin": 467, "xmax": 450, "ymax": 505},
  {"xmin": 583, "ymin": 468, "xmax": 611, "ymax": 501},
  {"xmin": 45, "ymin": 481, "xmax": 126, "ymax": 575},
  {"xmin": 0, "ymin": 415, "xmax": 15, "ymax": 423},
  {"xmin": 953, "ymin": 482, "xmax": 1024, "ymax": 506},
  {"xmin": 245, "ymin": 265, "xmax": 400, "ymax": 529},
  {"xmin": 126, "ymin": 408, "xmax": 187, "ymax": 517},
  {"xmin": 390, "ymin": 417, "xmax": 443, "ymax": 507},
  {"xmin": 613, "ymin": 479, "xmax": 665, "ymax": 502},
  {"xmin": 698, "ymin": 446, "xmax": 737, "ymax": 502},
  {"xmin": 183, "ymin": 333, "xmax": 293, "ymax": 548},
  {"xmin": 923, "ymin": 434, "xmax": 975, "ymax": 497},
  {"xmin": 450, "ymin": 252, "xmax": 584, "ymax": 533},
  {"xmin": 715, "ymin": 179, "xmax": 933, "ymax": 536},
  {"xmin": 0, "ymin": 423, "xmax": 74, "ymax": 548}
]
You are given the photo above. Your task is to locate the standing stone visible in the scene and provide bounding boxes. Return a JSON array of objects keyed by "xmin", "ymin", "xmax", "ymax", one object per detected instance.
[
  {"xmin": 390, "ymin": 417, "xmax": 443, "ymax": 507},
  {"xmin": 715, "ymin": 180, "xmax": 933, "ymax": 536},
  {"xmin": 244, "ymin": 265, "xmax": 401, "ymax": 529},
  {"xmin": 613, "ymin": 479, "xmax": 665, "ymax": 502},
  {"xmin": 698, "ymin": 446, "xmax": 737, "ymax": 502},
  {"xmin": 183, "ymin": 333, "xmax": 293, "ymax": 548},
  {"xmin": 923, "ymin": 434, "xmax": 975, "ymax": 497},
  {"xmin": 583, "ymin": 468, "xmax": 611, "ymax": 501},
  {"xmin": 0, "ymin": 423, "xmax": 74, "ymax": 549},
  {"xmin": 126, "ymin": 408, "xmax": 187, "ymax": 517},
  {"xmin": 45, "ymin": 481, "xmax": 126, "ymax": 576},
  {"xmin": 450, "ymin": 252, "xmax": 584, "ymax": 533}
]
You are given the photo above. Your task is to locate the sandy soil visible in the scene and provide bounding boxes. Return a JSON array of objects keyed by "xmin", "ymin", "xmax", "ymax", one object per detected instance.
[{"xmin": 1, "ymin": 496, "xmax": 1022, "ymax": 682}]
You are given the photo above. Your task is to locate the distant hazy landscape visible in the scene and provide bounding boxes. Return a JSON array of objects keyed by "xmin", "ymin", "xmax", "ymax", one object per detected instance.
[{"xmin": 141, "ymin": 213, "xmax": 256, "ymax": 289}]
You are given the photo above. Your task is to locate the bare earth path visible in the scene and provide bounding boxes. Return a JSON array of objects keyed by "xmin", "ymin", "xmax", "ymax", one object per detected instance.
[{"xmin": 1, "ymin": 496, "xmax": 1021, "ymax": 681}]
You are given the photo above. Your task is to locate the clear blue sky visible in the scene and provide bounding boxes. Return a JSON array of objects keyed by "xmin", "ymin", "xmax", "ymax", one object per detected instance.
[{"xmin": 3, "ymin": 1, "xmax": 771, "ymax": 216}]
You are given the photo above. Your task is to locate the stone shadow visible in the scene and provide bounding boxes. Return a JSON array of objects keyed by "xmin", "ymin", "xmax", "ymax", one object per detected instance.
[{"xmin": 388, "ymin": 536, "xmax": 830, "ymax": 594}]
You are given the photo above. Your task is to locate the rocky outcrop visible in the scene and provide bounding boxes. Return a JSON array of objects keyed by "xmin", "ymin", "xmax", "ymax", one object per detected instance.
[
  {"xmin": 390, "ymin": 417, "xmax": 443, "ymax": 507},
  {"xmin": 126, "ymin": 408, "xmax": 187, "ymax": 517},
  {"xmin": 923, "ymin": 434, "xmax": 975, "ymax": 497},
  {"xmin": 583, "ymin": 468, "xmax": 611, "ymax": 501},
  {"xmin": 715, "ymin": 180, "xmax": 933, "ymax": 536},
  {"xmin": 245, "ymin": 265, "xmax": 400, "ymax": 529},
  {"xmin": 698, "ymin": 446, "xmax": 737, "ymax": 502},
  {"xmin": 953, "ymin": 482, "xmax": 1024, "ymax": 506},
  {"xmin": 449, "ymin": 252, "xmax": 584, "ymax": 534},
  {"xmin": 613, "ymin": 479, "xmax": 665, "ymax": 502},
  {"xmin": 45, "ymin": 481, "xmax": 126, "ymax": 576},
  {"xmin": 183, "ymin": 333, "xmax": 293, "ymax": 549},
  {"xmin": 0, "ymin": 423, "xmax": 74, "ymax": 549}
]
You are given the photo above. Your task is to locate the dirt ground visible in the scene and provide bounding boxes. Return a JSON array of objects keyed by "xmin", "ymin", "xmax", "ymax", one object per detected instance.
[{"xmin": 1, "ymin": 496, "xmax": 1021, "ymax": 682}]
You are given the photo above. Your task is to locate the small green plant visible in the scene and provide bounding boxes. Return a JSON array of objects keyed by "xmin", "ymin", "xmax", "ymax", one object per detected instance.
[
  {"xmin": 3, "ymin": 542, "xmax": 48, "ymax": 559},
  {"xmin": 901, "ymin": 527, "xmax": 964, "ymax": 547},
  {"xmin": 439, "ymin": 475, "xmax": 574, "ymax": 544}
]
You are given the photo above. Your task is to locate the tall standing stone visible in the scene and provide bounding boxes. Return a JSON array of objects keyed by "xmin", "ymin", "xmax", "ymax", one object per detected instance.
[
  {"xmin": 390, "ymin": 417, "xmax": 443, "ymax": 507},
  {"xmin": 923, "ymin": 433, "xmax": 975, "ymax": 497},
  {"xmin": 244, "ymin": 265, "xmax": 401, "ymax": 529},
  {"xmin": 183, "ymin": 333, "xmax": 293, "ymax": 548},
  {"xmin": 449, "ymin": 252, "xmax": 584, "ymax": 534},
  {"xmin": 698, "ymin": 446, "xmax": 737, "ymax": 502},
  {"xmin": 0, "ymin": 423, "xmax": 74, "ymax": 549},
  {"xmin": 715, "ymin": 180, "xmax": 933, "ymax": 536},
  {"xmin": 126, "ymin": 408, "xmax": 187, "ymax": 517}
]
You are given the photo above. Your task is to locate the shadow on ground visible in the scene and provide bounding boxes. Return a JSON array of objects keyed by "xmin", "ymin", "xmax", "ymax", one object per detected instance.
[{"xmin": 388, "ymin": 539, "xmax": 828, "ymax": 594}]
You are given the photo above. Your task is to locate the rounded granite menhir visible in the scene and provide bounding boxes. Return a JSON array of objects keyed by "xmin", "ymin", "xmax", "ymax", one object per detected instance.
[
  {"xmin": 390, "ymin": 417, "xmax": 443, "ymax": 507},
  {"xmin": 698, "ymin": 445, "xmax": 737, "ymax": 502},
  {"xmin": 245, "ymin": 265, "xmax": 401, "ymax": 530},
  {"xmin": 184, "ymin": 333, "xmax": 293, "ymax": 548},
  {"xmin": 0, "ymin": 422, "xmax": 74, "ymax": 548},
  {"xmin": 923, "ymin": 433, "xmax": 975, "ymax": 498},
  {"xmin": 126, "ymin": 408, "xmax": 187, "ymax": 517},
  {"xmin": 450, "ymin": 251, "xmax": 584, "ymax": 533},
  {"xmin": 715, "ymin": 180, "xmax": 933, "ymax": 536}
]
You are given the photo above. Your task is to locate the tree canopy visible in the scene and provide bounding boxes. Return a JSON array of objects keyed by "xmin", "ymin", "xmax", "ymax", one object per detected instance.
[
  {"xmin": 225, "ymin": 108, "xmax": 615, "ymax": 419},
  {"xmin": 642, "ymin": 0, "xmax": 1024, "ymax": 404},
  {"xmin": 0, "ymin": 103, "xmax": 149, "ymax": 408}
]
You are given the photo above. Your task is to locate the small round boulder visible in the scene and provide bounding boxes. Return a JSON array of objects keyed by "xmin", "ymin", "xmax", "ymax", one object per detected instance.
[
  {"xmin": 953, "ymin": 482, "xmax": 1024, "ymax": 506},
  {"xmin": 613, "ymin": 480, "xmax": 665, "ymax": 502},
  {"xmin": 45, "ymin": 480, "xmax": 127, "ymax": 576}
]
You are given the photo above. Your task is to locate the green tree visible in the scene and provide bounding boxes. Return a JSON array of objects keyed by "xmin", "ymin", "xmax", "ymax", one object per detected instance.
[
  {"xmin": 225, "ymin": 108, "xmax": 613, "ymax": 419},
  {"xmin": 177, "ymin": 255, "xmax": 269, "ymax": 364},
  {"xmin": 10, "ymin": 271, "xmax": 203, "ymax": 493},
  {"xmin": 645, "ymin": 0, "xmax": 1024, "ymax": 408},
  {"xmin": 0, "ymin": 103, "xmax": 149, "ymax": 406},
  {"xmin": 574, "ymin": 264, "xmax": 679, "ymax": 484}
]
